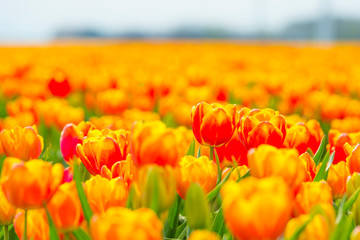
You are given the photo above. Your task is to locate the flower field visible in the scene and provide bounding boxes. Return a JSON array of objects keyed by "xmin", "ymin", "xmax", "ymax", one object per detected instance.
[{"xmin": 1, "ymin": 42, "xmax": 360, "ymax": 239}]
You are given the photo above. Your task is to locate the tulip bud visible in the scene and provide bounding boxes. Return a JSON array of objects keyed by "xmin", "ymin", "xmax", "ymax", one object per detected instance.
[
  {"xmin": 185, "ymin": 183, "xmax": 211, "ymax": 231},
  {"xmin": 0, "ymin": 126, "xmax": 43, "ymax": 161},
  {"xmin": 222, "ymin": 165, "xmax": 249, "ymax": 182},
  {"xmin": 189, "ymin": 230, "xmax": 220, "ymax": 240},
  {"xmin": 47, "ymin": 182, "xmax": 84, "ymax": 231},
  {"xmin": 136, "ymin": 165, "xmax": 176, "ymax": 214},
  {"xmin": 0, "ymin": 183, "xmax": 16, "ymax": 225},
  {"xmin": 347, "ymin": 173, "xmax": 360, "ymax": 197},
  {"xmin": 84, "ymin": 175, "xmax": 128, "ymax": 214},
  {"xmin": 191, "ymin": 102, "xmax": 236, "ymax": 147},
  {"xmin": 351, "ymin": 226, "xmax": 360, "ymax": 240},
  {"xmin": 91, "ymin": 207, "xmax": 163, "ymax": 240},
  {"xmin": 1, "ymin": 158, "xmax": 64, "ymax": 209},
  {"xmin": 326, "ymin": 161, "xmax": 350, "ymax": 199},
  {"xmin": 14, "ymin": 209, "xmax": 49, "ymax": 240},
  {"xmin": 176, "ymin": 155, "xmax": 217, "ymax": 199}
]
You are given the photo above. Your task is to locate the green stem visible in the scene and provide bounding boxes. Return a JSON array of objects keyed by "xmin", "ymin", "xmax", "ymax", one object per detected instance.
[
  {"xmin": 23, "ymin": 210, "xmax": 27, "ymax": 240},
  {"xmin": 4, "ymin": 225, "xmax": 8, "ymax": 240},
  {"xmin": 210, "ymin": 147, "xmax": 221, "ymax": 185}
]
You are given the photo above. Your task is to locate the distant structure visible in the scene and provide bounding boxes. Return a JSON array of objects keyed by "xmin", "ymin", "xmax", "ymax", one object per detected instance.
[{"xmin": 317, "ymin": 0, "xmax": 334, "ymax": 41}]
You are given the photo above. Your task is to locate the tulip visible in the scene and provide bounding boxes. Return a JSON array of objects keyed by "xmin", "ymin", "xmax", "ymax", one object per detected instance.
[
  {"xmin": 214, "ymin": 131, "xmax": 248, "ymax": 166},
  {"xmin": 90, "ymin": 207, "xmax": 163, "ymax": 240},
  {"xmin": 299, "ymin": 152, "xmax": 316, "ymax": 181},
  {"xmin": 306, "ymin": 119, "xmax": 324, "ymax": 154},
  {"xmin": 294, "ymin": 181, "xmax": 333, "ymax": 216},
  {"xmin": 60, "ymin": 121, "xmax": 96, "ymax": 163},
  {"xmin": 328, "ymin": 129, "xmax": 360, "ymax": 163},
  {"xmin": 48, "ymin": 70, "xmax": 71, "ymax": 97},
  {"xmin": 47, "ymin": 182, "xmax": 83, "ymax": 231},
  {"xmin": 191, "ymin": 102, "xmax": 236, "ymax": 147},
  {"xmin": 221, "ymin": 177, "xmax": 292, "ymax": 240},
  {"xmin": 176, "ymin": 155, "xmax": 217, "ymax": 199},
  {"xmin": 326, "ymin": 161, "xmax": 350, "ymax": 199},
  {"xmin": 188, "ymin": 230, "xmax": 220, "ymax": 240},
  {"xmin": 101, "ymin": 154, "xmax": 136, "ymax": 188},
  {"xmin": 284, "ymin": 204, "xmax": 335, "ymax": 240},
  {"xmin": 0, "ymin": 183, "xmax": 16, "ymax": 225},
  {"xmin": 1, "ymin": 158, "xmax": 64, "ymax": 209},
  {"xmin": 345, "ymin": 143, "xmax": 360, "ymax": 174},
  {"xmin": 14, "ymin": 209, "xmax": 49, "ymax": 240},
  {"xmin": 84, "ymin": 175, "xmax": 128, "ymax": 214},
  {"xmin": 136, "ymin": 165, "xmax": 176, "ymax": 213},
  {"xmin": 96, "ymin": 89, "xmax": 130, "ymax": 114},
  {"xmin": 284, "ymin": 123, "xmax": 310, "ymax": 154},
  {"xmin": 238, "ymin": 107, "xmax": 287, "ymax": 148},
  {"xmin": 0, "ymin": 126, "xmax": 43, "ymax": 161},
  {"xmin": 76, "ymin": 129, "xmax": 130, "ymax": 175},
  {"xmin": 248, "ymin": 144, "xmax": 307, "ymax": 193},
  {"xmin": 130, "ymin": 121, "xmax": 185, "ymax": 167}
]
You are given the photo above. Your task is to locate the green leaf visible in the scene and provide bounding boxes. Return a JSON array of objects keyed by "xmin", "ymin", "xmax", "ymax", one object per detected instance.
[
  {"xmin": 207, "ymin": 168, "xmax": 232, "ymax": 202},
  {"xmin": 44, "ymin": 205, "xmax": 60, "ymax": 240},
  {"xmin": 197, "ymin": 146, "xmax": 201, "ymax": 158},
  {"xmin": 313, "ymin": 151, "xmax": 332, "ymax": 182},
  {"xmin": 73, "ymin": 161, "xmax": 93, "ymax": 224},
  {"xmin": 126, "ymin": 185, "xmax": 136, "ymax": 209},
  {"xmin": 330, "ymin": 214, "xmax": 355, "ymax": 240},
  {"xmin": 237, "ymin": 169, "xmax": 250, "ymax": 182},
  {"xmin": 344, "ymin": 188, "xmax": 360, "ymax": 213},
  {"xmin": 186, "ymin": 139, "xmax": 196, "ymax": 156},
  {"xmin": 72, "ymin": 228, "xmax": 91, "ymax": 240},
  {"xmin": 211, "ymin": 207, "xmax": 225, "ymax": 236},
  {"xmin": 175, "ymin": 220, "xmax": 188, "ymax": 239},
  {"xmin": 324, "ymin": 152, "xmax": 335, "ymax": 179},
  {"xmin": 214, "ymin": 149, "xmax": 222, "ymax": 185},
  {"xmin": 164, "ymin": 195, "xmax": 182, "ymax": 238},
  {"xmin": 313, "ymin": 136, "xmax": 326, "ymax": 166}
]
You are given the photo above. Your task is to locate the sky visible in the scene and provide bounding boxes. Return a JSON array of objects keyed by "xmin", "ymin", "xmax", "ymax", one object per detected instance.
[{"xmin": 0, "ymin": 0, "xmax": 360, "ymax": 42}]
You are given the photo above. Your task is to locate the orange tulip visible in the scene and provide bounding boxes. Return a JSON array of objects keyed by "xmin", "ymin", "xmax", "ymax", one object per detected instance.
[
  {"xmin": 294, "ymin": 181, "xmax": 333, "ymax": 216},
  {"xmin": 215, "ymin": 131, "xmax": 248, "ymax": 166},
  {"xmin": 14, "ymin": 209, "xmax": 49, "ymax": 240},
  {"xmin": 284, "ymin": 204, "xmax": 335, "ymax": 240},
  {"xmin": 299, "ymin": 152, "xmax": 316, "ymax": 181},
  {"xmin": 91, "ymin": 207, "xmax": 163, "ymax": 240},
  {"xmin": 0, "ymin": 183, "xmax": 16, "ymax": 225},
  {"xmin": 328, "ymin": 129, "xmax": 360, "ymax": 163},
  {"xmin": 248, "ymin": 144, "xmax": 307, "ymax": 193},
  {"xmin": 326, "ymin": 161, "xmax": 350, "ymax": 199},
  {"xmin": 191, "ymin": 102, "xmax": 236, "ymax": 147},
  {"xmin": 100, "ymin": 154, "xmax": 136, "ymax": 188},
  {"xmin": 130, "ymin": 121, "xmax": 185, "ymax": 167},
  {"xmin": 284, "ymin": 123, "xmax": 310, "ymax": 154},
  {"xmin": 221, "ymin": 177, "xmax": 292, "ymax": 240},
  {"xmin": 47, "ymin": 182, "xmax": 84, "ymax": 231},
  {"xmin": 76, "ymin": 129, "xmax": 130, "ymax": 176},
  {"xmin": 238, "ymin": 108, "xmax": 287, "ymax": 148},
  {"xmin": 84, "ymin": 175, "xmax": 128, "ymax": 214},
  {"xmin": 345, "ymin": 143, "xmax": 360, "ymax": 174},
  {"xmin": 352, "ymin": 226, "xmax": 360, "ymax": 240},
  {"xmin": 60, "ymin": 121, "xmax": 96, "ymax": 163},
  {"xmin": 188, "ymin": 230, "xmax": 220, "ymax": 240},
  {"xmin": 176, "ymin": 155, "xmax": 217, "ymax": 199},
  {"xmin": 0, "ymin": 126, "xmax": 43, "ymax": 161},
  {"xmin": 1, "ymin": 158, "xmax": 64, "ymax": 209}
]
